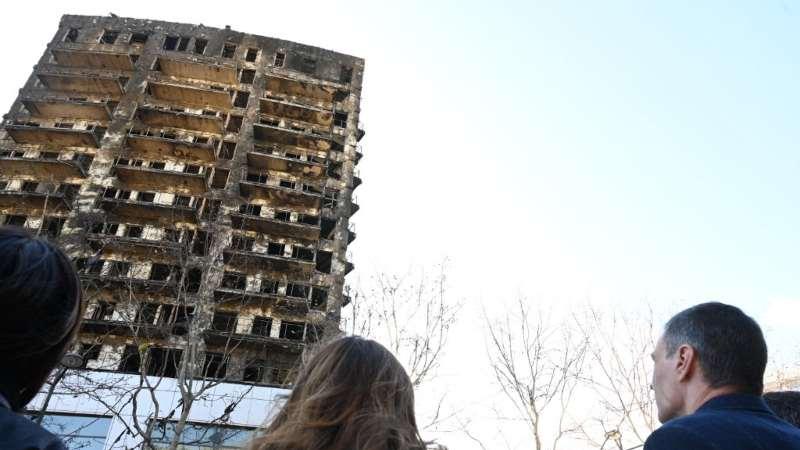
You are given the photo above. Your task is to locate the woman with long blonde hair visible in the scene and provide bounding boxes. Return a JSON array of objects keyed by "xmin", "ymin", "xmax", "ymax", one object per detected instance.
[{"xmin": 250, "ymin": 336, "xmax": 427, "ymax": 450}]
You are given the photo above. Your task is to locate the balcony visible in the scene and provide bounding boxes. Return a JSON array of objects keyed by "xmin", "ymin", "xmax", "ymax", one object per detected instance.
[
  {"xmin": 253, "ymin": 122, "xmax": 338, "ymax": 152},
  {"xmin": 147, "ymin": 82, "xmax": 232, "ymax": 110},
  {"xmin": 213, "ymin": 287, "xmax": 317, "ymax": 315},
  {"xmin": 247, "ymin": 148, "xmax": 326, "ymax": 179},
  {"xmin": 0, "ymin": 153, "xmax": 91, "ymax": 181},
  {"xmin": 86, "ymin": 234, "xmax": 184, "ymax": 262},
  {"xmin": 0, "ymin": 189, "xmax": 76, "ymax": 215},
  {"xmin": 52, "ymin": 48, "xmax": 136, "ymax": 71},
  {"xmin": 4, "ymin": 123, "xmax": 103, "ymax": 148},
  {"xmin": 79, "ymin": 272, "xmax": 178, "ymax": 294},
  {"xmin": 38, "ymin": 72, "xmax": 125, "ymax": 98},
  {"xmin": 81, "ymin": 319, "xmax": 170, "ymax": 339},
  {"xmin": 229, "ymin": 213, "xmax": 320, "ymax": 242},
  {"xmin": 136, "ymin": 106, "xmax": 224, "ymax": 134},
  {"xmin": 22, "ymin": 98, "xmax": 113, "ymax": 121},
  {"xmin": 264, "ymin": 74, "xmax": 344, "ymax": 107},
  {"xmin": 222, "ymin": 248, "xmax": 315, "ymax": 277},
  {"xmin": 238, "ymin": 180, "xmax": 321, "ymax": 210},
  {"xmin": 125, "ymin": 133, "xmax": 216, "ymax": 165},
  {"xmin": 113, "ymin": 164, "xmax": 208, "ymax": 196},
  {"xmin": 259, "ymin": 98, "xmax": 332, "ymax": 127},
  {"xmin": 203, "ymin": 329, "xmax": 304, "ymax": 352},
  {"xmin": 155, "ymin": 57, "xmax": 237, "ymax": 85},
  {"xmin": 99, "ymin": 198, "xmax": 198, "ymax": 227}
]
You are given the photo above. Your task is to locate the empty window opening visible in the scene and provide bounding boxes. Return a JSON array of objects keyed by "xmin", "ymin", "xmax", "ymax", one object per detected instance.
[
  {"xmin": 219, "ymin": 141, "xmax": 236, "ymax": 160},
  {"xmin": 279, "ymin": 180, "xmax": 296, "ymax": 189},
  {"xmin": 226, "ymin": 114, "xmax": 243, "ymax": 132},
  {"xmin": 125, "ymin": 225, "xmax": 143, "ymax": 238},
  {"xmin": 100, "ymin": 30, "xmax": 119, "ymax": 44},
  {"xmin": 203, "ymin": 352, "xmax": 227, "ymax": 379},
  {"xmin": 251, "ymin": 316, "xmax": 272, "ymax": 337},
  {"xmin": 64, "ymin": 28, "xmax": 79, "ymax": 43},
  {"xmin": 333, "ymin": 112, "xmax": 348, "ymax": 128},
  {"xmin": 173, "ymin": 195, "xmax": 192, "ymax": 207},
  {"xmin": 183, "ymin": 164, "xmax": 201, "ymax": 174},
  {"xmin": 118, "ymin": 345, "xmax": 141, "ymax": 373},
  {"xmin": 320, "ymin": 218, "xmax": 336, "ymax": 239},
  {"xmin": 286, "ymin": 283, "xmax": 309, "ymax": 299},
  {"xmin": 91, "ymin": 301, "xmax": 115, "ymax": 320},
  {"xmin": 245, "ymin": 48, "xmax": 259, "ymax": 62},
  {"xmin": 260, "ymin": 279, "xmax": 278, "ymax": 294},
  {"xmin": 246, "ymin": 172, "xmax": 268, "ymax": 184},
  {"xmin": 211, "ymin": 168, "xmax": 229, "ymax": 189},
  {"xmin": 340, "ymin": 65, "xmax": 353, "ymax": 84},
  {"xmin": 239, "ymin": 204, "xmax": 261, "ymax": 216},
  {"xmin": 300, "ymin": 214, "xmax": 320, "ymax": 226},
  {"xmin": 243, "ymin": 360, "xmax": 266, "ymax": 383},
  {"xmin": 40, "ymin": 217, "xmax": 65, "ymax": 239},
  {"xmin": 4, "ymin": 215, "xmax": 26, "ymax": 227},
  {"xmin": 108, "ymin": 261, "xmax": 131, "ymax": 277},
  {"xmin": 191, "ymin": 230, "xmax": 212, "ymax": 256},
  {"xmin": 177, "ymin": 36, "xmax": 190, "ymax": 52},
  {"xmin": 138, "ymin": 192, "xmax": 156, "ymax": 203},
  {"xmin": 147, "ymin": 348, "xmax": 182, "ymax": 377},
  {"xmin": 80, "ymin": 344, "xmax": 102, "ymax": 368},
  {"xmin": 163, "ymin": 35, "xmax": 179, "ymax": 51},
  {"xmin": 201, "ymin": 199, "xmax": 221, "ymax": 221},
  {"xmin": 311, "ymin": 288, "xmax": 328, "ymax": 310},
  {"xmin": 21, "ymin": 182, "xmax": 39, "ymax": 193},
  {"xmin": 267, "ymin": 242, "xmax": 285, "ymax": 256},
  {"xmin": 240, "ymin": 69, "xmax": 255, "ymax": 84},
  {"xmin": 274, "ymin": 210, "xmax": 291, "ymax": 222},
  {"xmin": 279, "ymin": 321, "xmax": 305, "ymax": 340},
  {"xmin": 292, "ymin": 246, "xmax": 315, "ymax": 261},
  {"xmin": 171, "ymin": 305, "xmax": 195, "ymax": 335},
  {"xmin": 231, "ymin": 235, "xmax": 254, "ymax": 251},
  {"xmin": 274, "ymin": 52, "xmax": 286, "ymax": 67},
  {"xmin": 194, "ymin": 38, "xmax": 208, "ymax": 55},
  {"xmin": 316, "ymin": 250, "xmax": 333, "ymax": 274},
  {"xmin": 222, "ymin": 43, "xmax": 236, "ymax": 58},
  {"xmin": 211, "ymin": 311, "xmax": 237, "ymax": 332},
  {"xmin": 149, "ymin": 263, "xmax": 173, "ymax": 281},
  {"xmin": 221, "ymin": 271, "xmax": 246, "ymax": 290},
  {"xmin": 130, "ymin": 32, "xmax": 148, "ymax": 44},
  {"xmin": 150, "ymin": 161, "xmax": 165, "ymax": 170},
  {"xmin": 184, "ymin": 268, "xmax": 202, "ymax": 294},
  {"xmin": 136, "ymin": 303, "xmax": 159, "ymax": 324},
  {"xmin": 233, "ymin": 91, "xmax": 250, "ymax": 108}
]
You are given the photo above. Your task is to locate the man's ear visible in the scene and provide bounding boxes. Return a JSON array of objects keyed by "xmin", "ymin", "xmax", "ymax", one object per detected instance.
[{"xmin": 675, "ymin": 344, "xmax": 696, "ymax": 382}]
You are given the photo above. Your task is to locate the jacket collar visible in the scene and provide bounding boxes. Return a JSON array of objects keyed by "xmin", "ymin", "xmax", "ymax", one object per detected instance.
[{"xmin": 697, "ymin": 393, "xmax": 771, "ymax": 414}]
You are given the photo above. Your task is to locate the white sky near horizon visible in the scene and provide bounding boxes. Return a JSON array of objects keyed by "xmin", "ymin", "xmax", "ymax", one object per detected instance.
[{"xmin": 2, "ymin": 1, "xmax": 800, "ymax": 448}]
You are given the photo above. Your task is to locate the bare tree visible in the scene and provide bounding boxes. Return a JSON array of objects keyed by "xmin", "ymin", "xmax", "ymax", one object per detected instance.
[
  {"xmin": 485, "ymin": 298, "xmax": 589, "ymax": 450},
  {"xmin": 572, "ymin": 306, "xmax": 657, "ymax": 450}
]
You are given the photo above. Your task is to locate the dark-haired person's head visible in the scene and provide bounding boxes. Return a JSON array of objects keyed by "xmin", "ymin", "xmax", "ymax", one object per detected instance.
[
  {"xmin": 0, "ymin": 226, "xmax": 82, "ymax": 411},
  {"xmin": 250, "ymin": 336, "xmax": 426, "ymax": 450},
  {"xmin": 764, "ymin": 391, "xmax": 800, "ymax": 428},
  {"xmin": 651, "ymin": 302, "xmax": 768, "ymax": 423}
]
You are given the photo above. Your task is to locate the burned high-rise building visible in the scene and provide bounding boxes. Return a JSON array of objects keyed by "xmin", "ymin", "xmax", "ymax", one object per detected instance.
[{"xmin": 0, "ymin": 13, "xmax": 364, "ymax": 402}]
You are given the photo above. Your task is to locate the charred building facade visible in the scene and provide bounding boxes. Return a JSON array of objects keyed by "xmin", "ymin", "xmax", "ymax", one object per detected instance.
[{"xmin": 0, "ymin": 15, "xmax": 364, "ymax": 387}]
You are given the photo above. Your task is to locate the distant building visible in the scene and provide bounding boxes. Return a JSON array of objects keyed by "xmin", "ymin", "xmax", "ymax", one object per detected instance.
[{"xmin": 0, "ymin": 14, "xmax": 364, "ymax": 448}]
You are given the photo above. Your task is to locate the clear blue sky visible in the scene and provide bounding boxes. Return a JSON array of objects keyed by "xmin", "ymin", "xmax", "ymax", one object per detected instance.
[{"xmin": 2, "ymin": 2, "xmax": 799, "ymax": 447}]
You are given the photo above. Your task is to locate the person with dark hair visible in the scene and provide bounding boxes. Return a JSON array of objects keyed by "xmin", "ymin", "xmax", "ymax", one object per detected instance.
[
  {"xmin": 645, "ymin": 302, "xmax": 800, "ymax": 450},
  {"xmin": 249, "ymin": 336, "xmax": 428, "ymax": 450},
  {"xmin": 765, "ymin": 391, "xmax": 800, "ymax": 428},
  {"xmin": 0, "ymin": 226, "xmax": 83, "ymax": 450}
]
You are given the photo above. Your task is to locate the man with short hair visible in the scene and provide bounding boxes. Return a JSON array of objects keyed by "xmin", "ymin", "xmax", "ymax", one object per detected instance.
[{"xmin": 645, "ymin": 302, "xmax": 800, "ymax": 450}]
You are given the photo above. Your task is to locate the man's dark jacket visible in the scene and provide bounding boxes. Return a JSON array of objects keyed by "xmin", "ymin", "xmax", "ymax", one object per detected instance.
[
  {"xmin": 645, "ymin": 393, "xmax": 800, "ymax": 450},
  {"xmin": 0, "ymin": 394, "xmax": 66, "ymax": 450}
]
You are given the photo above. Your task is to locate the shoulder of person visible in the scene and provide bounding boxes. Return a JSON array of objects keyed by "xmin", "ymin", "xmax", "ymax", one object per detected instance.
[
  {"xmin": 0, "ymin": 408, "xmax": 67, "ymax": 450},
  {"xmin": 644, "ymin": 419, "xmax": 716, "ymax": 450}
]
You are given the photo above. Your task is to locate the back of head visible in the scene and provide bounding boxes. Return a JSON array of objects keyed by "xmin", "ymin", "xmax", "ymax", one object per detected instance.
[
  {"xmin": 764, "ymin": 391, "xmax": 800, "ymax": 428},
  {"xmin": 0, "ymin": 226, "xmax": 82, "ymax": 410},
  {"xmin": 663, "ymin": 302, "xmax": 767, "ymax": 395},
  {"xmin": 251, "ymin": 336, "xmax": 426, "ymax": 450}
]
